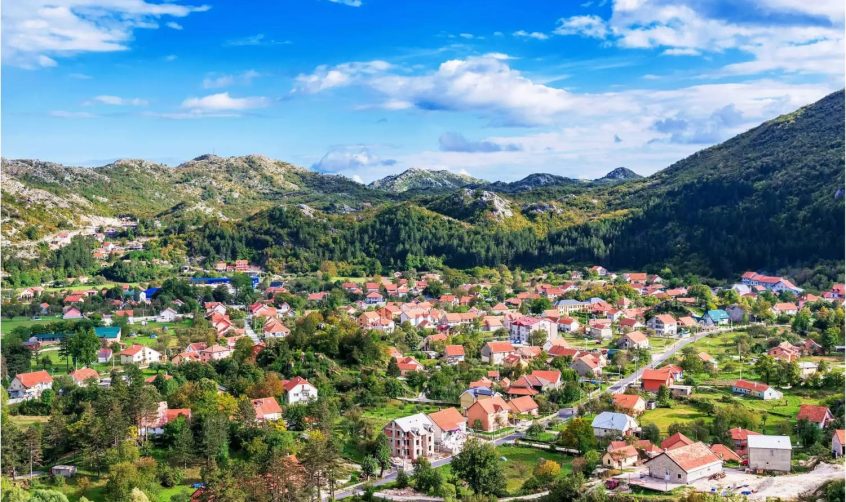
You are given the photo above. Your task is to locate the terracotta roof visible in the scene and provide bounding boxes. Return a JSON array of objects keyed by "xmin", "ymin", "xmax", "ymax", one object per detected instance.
[
  {"xmin": 710, "ymin": 443, "xmax": 742, "ymax": 462},
  {"xmin": 14, "ymin": 370, "xmax": 53, "ymax": 388},
  {"xmin": 485, "ymin": 341, "xmax": 515, "ymax": 353},
  {"xmin": 637, "ymin": 440, "xmax": 662, "ymax": 454},
  {"xmin": 164, "ymin": 409, "xmax": 191, "ymax": 423},
  {"xmin": 613, "ymin": 393, "xmax": 644, "ymax": 410},
  {"xmin": 473, "ymin": 396, "xmax": 510, "ymax": 414},
  {"xmin": 508, "ymin": 396, "xmax": 539, "ymax": 413},
  {"xmin": 444, "ymin": 345, "xmax": 465, "ymax": 357},
  {"xmin": 797, "ymin": 404, "xmax": 832, "ymax": 423},
  {"xmin": 661, "ymin": 432, "xmax": 694, "ymax": 450},
  {"xmin": 428, "ymin": 407, "xmax": 466, "ymax": 432},
  {"xmin": 642, "ymin": 368, "xmax": 673, "ymax": 382},
  {"xmin": 729, "ymin": 427, "xmax": 761, "ymax": 441},
  {"xmin": 120, "ymin": 344, "xmax": 145, "ymax": 356},
  {"xmin": 282, "ymin": 376, "xmax": 312, "ymax": 392},
  {"xmin": 607, "ymin": 445, "xmax": 638, "ymax": 459},
  {"xmin": 530, "ymin": 370, "xmax": 561, "ymax": 384},
  {"xmin": 69, "ymin": 368, "xmax": 99, "ymax": 383},
  {"xmin": 657, "ymin": 442, "xmax": 721, "ymax": 472},
  {"xmin": 624, "ymin": 331, "xmax": 648, "ymax": 343},
  {"xmin": 252, "ymin": 397, "xmax": 283, "ymax": 419},
  {"xmin": 733, "ymin": 379, "xmax": 771, "ymax": 392},
  {"xmin": 835, "ymin": 430, "xmax": 845, "ymax": 445}
]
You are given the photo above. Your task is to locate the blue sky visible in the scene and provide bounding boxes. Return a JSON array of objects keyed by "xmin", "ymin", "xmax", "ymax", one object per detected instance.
[{"xmin": 2, "ymin": 0, "xmax": 844, "ymax": 182}]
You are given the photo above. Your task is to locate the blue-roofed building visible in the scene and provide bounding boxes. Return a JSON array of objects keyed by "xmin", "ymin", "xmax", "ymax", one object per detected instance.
[
  {"xmin": 459, "ymin": 387, "xmax": 496, "ymax": 411},
  {"xmin": 95, "ymin": 326, "xmax": 122, "ymax": 341},
  {"xmin": 31, "ymin": 332, "xmax": 67, "ymax": 343},
  {"xmin": 701, "ymin": 309, "xmax": 730, "ymax": 327},
  {"xmin": 141, "ymin": 288, "xmax": 160, "ymax": 302}
]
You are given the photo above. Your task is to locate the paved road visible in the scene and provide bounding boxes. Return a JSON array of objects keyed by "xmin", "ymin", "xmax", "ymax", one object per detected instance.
[{"xmin": 606, "ymin": 326, "xmax": 739, "ymax": 394}]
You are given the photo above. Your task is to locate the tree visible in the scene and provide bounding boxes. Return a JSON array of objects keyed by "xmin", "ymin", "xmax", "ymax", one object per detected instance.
[
  {"xmin": 387, "ymin": 357, "xmax": 401, "ymax": 377},
  {"xmin": 395, "ymin": 468, "xmax": 409, "ymax": 489},
  {"xmin": 796, "ymin": 419, "xmax": 822, "ymax": 448},
  {"xmin": 656, "ymin": 385, "xmax": 670, "ymax": 405},
  {"xmin": 450, "ymin": 439, "xmax": 505, "ymax": 496},
  {"xmin": 413, "ymin": 457, "xmax": 443, "ymax": 495},
  {"xmin": 24, "ymin": 427, "xmax": 43, "ymax": 479},
  {"xmin": 29, "ymin": 490, "xmax": 70, "ymax": 502},
  {"xmin": 165, "ymin": 417, "xmax": 194, "ymax": 468},
  {"xmin": 67, "ymin": 327, "xmax": 100, "ymax": 368},
  {"xmin": 641, "ymin": 423, "xmax": 660, "ymax": 444},
  {"xmin": 300, "ymin": 430, "xmax": 342, "ymax": 500},
  {"xmin": 533, "ymin": 459, "xmax": 560, "ymax": 486},
  {"xmin": 361, "ymin": 456, "xmax": 378, "ymax": 480},
  {"xmin": 754, "ymin": 355, "xmax": 778, "ymax": 384},
  {"xmin": 543, "ymin": 473, "xmax": 584, "ymax": 501},
  {"xmin": 374, "ymin": 435, "xmax": 391, "ymax": 476},
  {"xmin": 557, "ymin": 418, "xmax": 596, "ymax": 454}
]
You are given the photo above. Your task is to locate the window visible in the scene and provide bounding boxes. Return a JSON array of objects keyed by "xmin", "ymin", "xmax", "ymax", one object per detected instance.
[{"xmin": 678, "ymin": 474, "xmax": 682, "ymax": 479}]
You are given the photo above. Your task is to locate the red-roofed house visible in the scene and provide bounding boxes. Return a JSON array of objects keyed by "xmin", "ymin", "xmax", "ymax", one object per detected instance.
[
  {"xmin": 662, "ymin": 432, "xmax": 695, "ymax": 451},
  {"xmin": 709, "ymin": 444, "xmax": 742, "ymax": 463},
  {"xmin": 140, "ymin": 401, "xmax": 191, "ymax": 437},
  {"xmin": 641, "ymin": 368, "xmax": 674, "ymax": 393},
  {"xmin": 465, "ymin": 396, "xmax": 511, "ymax": 432},
  {"xmin": 618, "ymin": 331, "xmax": 649, "ymax": 349},
  {"xmin": 797, "ymin": 405, "xmax": 834, "ymax": 429},
  {"xmin": 480, "ymin": 341, "xmax": 515, "ymax": 365},
  {"xmin": 69, "ymin": 368, "xmax": 100, "ymax": 386},
  {"xmin": 832, "ymin": 430, "xmax": 845, "ymax": 458},
  {"xmin": 645, "ymin": 442, "xmax": 722, "ymax": 484},
  {"xmin": 613, "ymin": 394, "xmax": 646, "ymax": 415},
  {"xmin": 507, "ymin": 396, "xmax": 539, "ymax": 416},
  {"xmin": 396, "ymin": 356, "xmax": 424, "ymax": 377},
  {"xmin": 281, "ymin": 376, "xmax": 318, "ymax": 404},
  {"xmin": 428, "ymin": 407, "xmax": 467, "ymax": 453},
  {"xmin": 732, "ymin": 379, "xmax": 782, "ymax": 400},
  {"xmin": 603, "ymin": 444, "xmax": 639, "ymax": 469},
  {"xmin": 443, "ymin": 345, "xmax": 466, "ymax": 364},
  {"xmin": 647, "ymin": 314, "xmax": 677, "ymax": 336},
  {"xmin": 252, "ymin": 397, "xmax": 283, "ymax": 422},
  {"xmin": 9, "ymin": 370, "xmax": 54, "ymax": 399}
]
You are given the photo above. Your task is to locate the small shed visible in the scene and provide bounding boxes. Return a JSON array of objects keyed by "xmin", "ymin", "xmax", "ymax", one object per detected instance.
[{"xmin": 51, "ymin": 465, "xmax": 77, "ymax": 477}]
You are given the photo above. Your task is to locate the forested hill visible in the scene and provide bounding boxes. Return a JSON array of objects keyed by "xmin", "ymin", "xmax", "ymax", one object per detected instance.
[
  {"xmin": 187, "ymin": 90, "xmax": 845, "ymax": 280},
  {"xmin": 3, "ymin": 91, "xmax": 844, "ymax": 283}
]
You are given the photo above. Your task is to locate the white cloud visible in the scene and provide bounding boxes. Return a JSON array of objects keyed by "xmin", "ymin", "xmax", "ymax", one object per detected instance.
[
  {"xmin": 298, "ymin": 54, "xmax": 633, "ymax": 126},
  {"xmin": 311, "ymin": 145, "xmax": 396, "ymax": 175},
  {"xmin": 293, "ymin": 60, "xmax": 392, "ymax": 94},
  {"xmin": 202, "ymin": 70, "xmax": 261, "ymax": 89},
  {"xmin": 69, "ymin": 72, "xmax": 93, "ymax": 79},
  {"xmin": 90, "ymin": 95, "xmax": 148, "ymax": 106},
  {"xmin": 513, "ymin": 30, "xmax": 550, "ymax": 40},
  {"xmin": 166, "ymin": 21, "xmax": 183, "ymax": 30},
  {"xmin": 2, "ymin": 1, "xmax": 210, "ymax": 68},
  {"xmin": 151, "ymin": 92, "xmax": 270, "ymax": 118},
  {"xmin": 164, "ymin": 54, "xmax": 178, "ymax": 62},
  {"xmin": 50, "ymin": 110, "xmax": 96, "ymax": 119},
  {"xmin": 554, "ymin": 0, "xmax": 844, "ymax": 77},
  {"xmin": 223, "ymin": 33, "xmax": 291, "ymax": 47},
  {"xmin": 328, "ymin": 0, "xmax": 362, "ymax": 6},
  {"xmin": 554, "ymin": 15, "xmax": 609, "ymax": 38}
]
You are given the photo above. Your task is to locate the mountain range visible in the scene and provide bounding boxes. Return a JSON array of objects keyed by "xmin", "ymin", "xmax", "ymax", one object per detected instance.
[{"xmin": 3, "ymin": 90, "xmax": 844, "ymax": 282}]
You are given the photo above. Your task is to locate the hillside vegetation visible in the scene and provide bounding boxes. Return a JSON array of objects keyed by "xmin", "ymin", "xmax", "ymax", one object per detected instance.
[{"xmin": 3, "ymin": 91, "xmax": 844, "ymax": 282}]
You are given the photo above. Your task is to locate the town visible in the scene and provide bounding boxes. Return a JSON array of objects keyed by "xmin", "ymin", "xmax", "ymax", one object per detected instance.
[{"xmin": 2, "ymin": 255, "xmax": 844, "ymax": 502}]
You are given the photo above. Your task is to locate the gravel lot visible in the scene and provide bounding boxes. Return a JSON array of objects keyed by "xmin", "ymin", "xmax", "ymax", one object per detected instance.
[{"xmin": 690, "ymin": 463, "xmax": 845, "ymax": 500}]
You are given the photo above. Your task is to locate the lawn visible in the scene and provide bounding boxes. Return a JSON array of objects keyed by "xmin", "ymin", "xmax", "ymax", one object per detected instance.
[
  {"xmin": 7, "ymin": 415, "xmax": 50, "ymax": 427},
  {"xmin": 360, "ymin": 400, "xmax": 441, "ymax": 430},
  {"xmin": 2, "ymin": 316, "xmax": 63, "ymax": 336},
  {"xmin": 692, "ymin": 387, "xmax": 831, "ymax": 433},
  {"xmin": 437, "ymin": 444, "xmax": 573, "ymax": 495},
  {"xmin": 639, "ymin": 404, "xmax": 712, "ymax": 433}
]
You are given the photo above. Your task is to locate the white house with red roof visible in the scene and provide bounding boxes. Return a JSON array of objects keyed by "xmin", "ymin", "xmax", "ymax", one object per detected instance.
[
  {"xmin": 9, "ymin": 370, "xmax": 54, "ymax": 400},
  {"xmin": 119, "ymin": 345, "xmax": 162, "ymax": 367},
  {"xmin": 732, "ymin": 379, "xmax": 782, "ymax": 400},
  {"xmin": 252, "ymin": 397, "xmax": 283, "ymax": 422},
  {"xmin": 281, "ymin": 376, "xmax": 317, "ymax": 404},
  {"xmin": 647, "ymin": 314, "xmax": 677, "ymax": 336},
  {"xmin": 508, "ymin": 316, "xmax": 558, "ymax": 346},
  {"xmin": 443, "ymin": 345, "xmax": 466, "ymax": 364},
  {"xmin": 797, "ymin": 404, "xmax": 834, "ymax": 429},
  {"xmin": 139, "ymin": 401, "xmax": 191, "ymax": 437},
  {"xmin": 832, "ymin": 430, "xmax": 845, "ymax": 458},
  {"xmin": 69, "ymin": 368, "xmax": 100, "ymax": 386},
  {"xmin": 645, "ymin": 442, "xmax": 722, "ymax": 484},
  {"xmin": 741, "ymin": 272, "xmax": 802, "ymax": 294},
  {"xmin": 427, "ymin": 407, "xmax": 467, "ymax": 453},
  {"xmin": 480, "ymin": 341, "xmax": 515, "ymax": 365},
  {"xmin": 618, "ymin": 331, "xmax": 649, "ymax": 349}
]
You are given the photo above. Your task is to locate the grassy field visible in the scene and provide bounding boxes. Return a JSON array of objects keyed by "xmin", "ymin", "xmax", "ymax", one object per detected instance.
[
  {"xmin": 437, "ymin": 444, "xmax": 573, "ymax": 495},
  {"xmin": 7, "ymin": 415, "xmax": 50, "ymax": 426},
  {"xmin": 639, "ymin": 404, "xmax": 712, "ymax": 433},
  {"xmin": 692, "ymin": 387, "xmax": 829, "ymax": 432},
  {"xmin": 1, "ymin": 316, "xmax": 63, "ymax": 336},
  {"xmin": 360, "ymin": 400, "xmax": 441, "ymax": 430}
]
